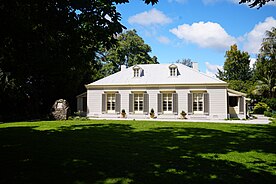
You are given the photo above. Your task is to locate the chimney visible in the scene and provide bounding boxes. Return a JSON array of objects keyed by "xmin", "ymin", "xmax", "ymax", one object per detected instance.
[
  {"xmin": 192, "ymin": 62, "xmax": 199, "ymax": 71},
  {"xmin": 121, "ymin": 65, "xmax": 126, "ymax": 71}
]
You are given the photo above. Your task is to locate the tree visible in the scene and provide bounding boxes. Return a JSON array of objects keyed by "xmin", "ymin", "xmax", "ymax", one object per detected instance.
[
  {"xmin": 254, "ymin": 27, "xmax": 276, "ymax": 98},
  {"xmin": 217, "ymin": 44, "xmax": 252, "ymax": 81},
  {"xmin": 0, "ymin": 0, "xmax": 158, "ymax": 121},
  {"xmin": 176, "ymin": 58, "xmax": 193, "ymax": 68},
  {"xmin": 239, "ymin": 0, "xmax": 275, "ymax": 8},
  {"xmin": 99, "ymin": 30, "xmax": 159, "ymax": 76},
  {"xmin": 217, "ymin": 44, "xmax": 252, "ymax": 93}
]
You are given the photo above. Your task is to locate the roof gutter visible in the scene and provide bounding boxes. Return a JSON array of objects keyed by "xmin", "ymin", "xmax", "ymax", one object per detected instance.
[{"xmin": 86, "ymin": 83, "xmax": 228, "ymax": 89}]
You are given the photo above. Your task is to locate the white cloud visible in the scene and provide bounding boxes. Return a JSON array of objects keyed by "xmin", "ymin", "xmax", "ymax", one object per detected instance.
[
  {"xmin": 243, "ymin": 17, "xmax": 276, "ymax": 54},
  {"xmin": 205, "ymin": 62, "xmax": 222, "ymax": 78},
  {"xmin": 128, "ymin": 8, "xmax": 172, "ymax": 26},
  {"xmin": 157, "ymin": 36, "xmax": 171, "ymax": 44},
  {"xmin": 250, "ymin": 58, "xmax": 256, "ymax": 68},
  {"xmin": 170, "ymin": 21, "xmax": 236, "ymax": 51}
]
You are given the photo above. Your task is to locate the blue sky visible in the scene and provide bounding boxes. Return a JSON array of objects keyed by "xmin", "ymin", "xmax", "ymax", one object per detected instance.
[{"xmin": 116, "ymin": 0, "xmax": 276, "ymax": 77}]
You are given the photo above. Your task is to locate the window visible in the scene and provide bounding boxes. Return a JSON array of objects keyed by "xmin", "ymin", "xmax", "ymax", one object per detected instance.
[
  {"xmin": 170, "ymin": 68, "xmax": 176, "ymax": 76},
  {"xmin": 163, "ymin": 93, "xmax": 172, "ymax": 113},
  {"xmin": 193, "ymin": 93, "xmax": 203, "ymax": 113},
  {"xmin": 188, "ymin": 93, "xmax": 209, "ymax": 115},
  {"xmin": 134, "ymin": 94, "xmax": 143, "ymax": 113},
  {"xmin": 134, "ymin": 69, "xmax": 139, "ymax": 77},
  {"xmin": 133, "ymin": 65, "xmax": 141, "ymax": 77},
  {"xmin": 107, "ymin": 94, "xmax": 115, "ymax": 113},
  {"xmin": 169, "ymin": 64, "xmax": 178, "ymax": 76}
]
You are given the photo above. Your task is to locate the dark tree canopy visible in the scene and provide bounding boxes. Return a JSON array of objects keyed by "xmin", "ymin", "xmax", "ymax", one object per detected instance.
[
  {"xmin": 217, "ymin": 44, "xmax": 252, "ymax": 81},
  {"xmin": 0, "ymin": 0, "xmax": 158, "ymax": 121},
  {"xmin": 99, "ymin": 30, "xmax": 159, "ymax": 77},
  {"xmin": 254, "ymin": 27, "xmax": 276, "ymax": 98},
  {"xmin": 239, "ymin": 0, "xmax": 275, "ymax": 8},
  {"xmin": 176, "ymin": 58, "xmax": 193, "ymax": 68},
  {"xmin": 217, "ymin": 44, "xmax": 252, "ymax": 93}
]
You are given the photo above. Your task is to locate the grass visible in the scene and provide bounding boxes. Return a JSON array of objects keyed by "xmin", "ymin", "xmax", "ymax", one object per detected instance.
[{"xmin": 0, "ymin": 119, "xmax": 275, "ymax": 184}]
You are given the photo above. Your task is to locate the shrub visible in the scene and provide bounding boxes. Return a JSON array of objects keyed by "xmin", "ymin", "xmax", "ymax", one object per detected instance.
[
  {"xmin": 264, "ymin": 111, "xmax": 272, "ymax": 117},
  {"xmin": 121, "ymin": 109, "xmax": 126, "ymax": 118},
  {"xmin": 265, "ymin": 98, "xmax": 276, "ymax": 111},
  {"xmin": 180, "ymin": 110, "xmax": 187, "ymax": 119},
  {"xmin": 150, "ymin": 108, "xmax": 155, "ymax": 118},
  {"xmin": 253, "ymin": 102, "xmax": 270, "ymax": 114}
]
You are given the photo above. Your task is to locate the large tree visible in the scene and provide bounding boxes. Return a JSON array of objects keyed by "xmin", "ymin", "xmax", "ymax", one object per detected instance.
[
  {"xmin": 176, "ymin": 58, "xmax": 193, "ymax": 68},
  {"xmin": 217, "ymin": 44, "xmax": 252, "ymax": 93},
  {"xmin": 239, "ymin": 0, "xmax": 275, "ymax": 8},
  {"xmin": 99, "ymin": 30, "xmax": 159, "ymax": 77},
  {"xmin": 0, "ymin": 0, "xmax": 157, "ymax": 121},
  {"xmin": 254, "ymin": 27, "xmax": 276, "ymax": 98},
  {"xmin": 217, "ymin": 44, "xmax": 252, "ymax": 81}
]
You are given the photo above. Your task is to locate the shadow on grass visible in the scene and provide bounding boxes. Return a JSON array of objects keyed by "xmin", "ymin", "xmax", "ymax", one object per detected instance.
[{"xmin": 0, "ymin": 123, "xmax": 275, "ymax": 183}]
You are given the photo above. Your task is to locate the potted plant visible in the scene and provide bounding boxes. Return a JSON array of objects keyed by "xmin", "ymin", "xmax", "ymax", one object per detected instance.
[
  {"xmin": 180, "ymin": 110, "xmax": 187, "ymax": 119},
  {"xmin": 121, "ymin": 109, "xmax": 126, "ymax": 118},
  {"xmin": 150, "ymin": 108, "xmax": 155, "ymax": 119}
]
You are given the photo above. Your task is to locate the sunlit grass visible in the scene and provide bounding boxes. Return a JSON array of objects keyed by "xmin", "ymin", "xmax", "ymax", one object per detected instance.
[{"xmin": 0, "ymin": 119, "xmax": 275, "ymax": 183}]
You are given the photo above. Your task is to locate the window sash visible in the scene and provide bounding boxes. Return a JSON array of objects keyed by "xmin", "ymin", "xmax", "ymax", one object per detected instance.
[
  {"xmin": 134, "ymin": 93, "xmax": 143, "ymax": 113},
  {"xmin": 107, "ymin": 94, "xmax": 115, "ymax": 113},
  {"xmin": 163, "ymin": 93, "xmax": 173, "ymax": 113},
  {"xmin": 193, "ymin": 93, "xmax": 203, "ymax": 113},
  {"xmin": 134, "ymin": 69, "xmax": 139, "ymax": 77},
  {"xmin": 170, "ymin": 68, "xmax": 176, "ymax": 76}
]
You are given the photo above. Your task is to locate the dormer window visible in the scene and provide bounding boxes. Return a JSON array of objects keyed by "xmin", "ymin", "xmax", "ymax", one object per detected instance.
[
  {"xmin": 133, "ymin": 65, "xmax": 141, "ymax": 78},
  {"xmin": 169, "ymin": 64, "xmax": 178, "ymax": 77}
]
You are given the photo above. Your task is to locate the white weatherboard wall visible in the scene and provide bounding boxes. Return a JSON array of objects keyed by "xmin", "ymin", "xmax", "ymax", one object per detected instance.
[
  {"xmin": 119, "ymin": 89, "xmax": 130, "ymax": 113},
  {"xmin": 147, "ymin": 89, "xmax": 159, "ymax": 114},
  {"xmin": 87, "ymin": 87, "xmax": 228, "ymax": 119},
  {"xmin": 176, "ymin": 89, "xmax": 189, "ymax": 114},
  {"xmin": 208, "ymin": 88, "xmax": 227, "ymax": 119},
  {"xmin": 87, "ymin": 89, "xmax": 103, "ymax": 117}
]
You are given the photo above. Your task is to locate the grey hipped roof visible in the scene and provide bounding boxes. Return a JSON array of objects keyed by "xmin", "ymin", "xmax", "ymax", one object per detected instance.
[{"xmin": 86, "ymin": 64, "xmax": 227, "ymax": 88}]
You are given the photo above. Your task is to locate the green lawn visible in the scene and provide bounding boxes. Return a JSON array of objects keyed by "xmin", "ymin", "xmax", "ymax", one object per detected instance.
[{"xmin": 0, "ymin": 120, "xmax": 275, "ymax": 184}]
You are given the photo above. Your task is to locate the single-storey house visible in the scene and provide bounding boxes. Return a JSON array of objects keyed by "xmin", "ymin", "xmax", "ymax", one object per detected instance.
[{"xmin": 78, "ymin": 63, "xmax": 247, "ymax": 119}]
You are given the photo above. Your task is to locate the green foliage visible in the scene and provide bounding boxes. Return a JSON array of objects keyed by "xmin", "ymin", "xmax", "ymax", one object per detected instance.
[
  {"xmin": 0, "ymin": 1, "xmax": 157, "ymax": 121},
  {"xmin": 253, "ymin": 102, "xmax": 270, "ymax": 114},
  {"xmin": 254, "ymin": 27, "xmax": 276, "ymax": 98},
  {"xmin": 150, "ymin": 108, "xmax": 155, "ymax": 118},
  {"xmin": 99, "ymin": 30, "xmax": 159, "ymax": 76},
  {"xmin": 264, "ymin": 111, "xmax": 273, "ymax": 117},
  {"xmin": 227, "ymin": 80, "xmax": 256, "ymax": 94},
  {"xmin": 239, "ymin": 0, "xmax": 274, "ymax": 8},
  {"xmin": 264, "ymin": 98, "xmax": 276, "ymax": 111},
  {"xmin": 217, "ymin": 44, "xmax": 252, "ymax": 81}
]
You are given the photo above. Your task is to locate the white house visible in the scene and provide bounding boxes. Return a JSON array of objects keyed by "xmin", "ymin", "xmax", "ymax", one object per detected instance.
[{"xmin": 79, "ymin": 63, "xmax": 246, "ymax": 120}]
